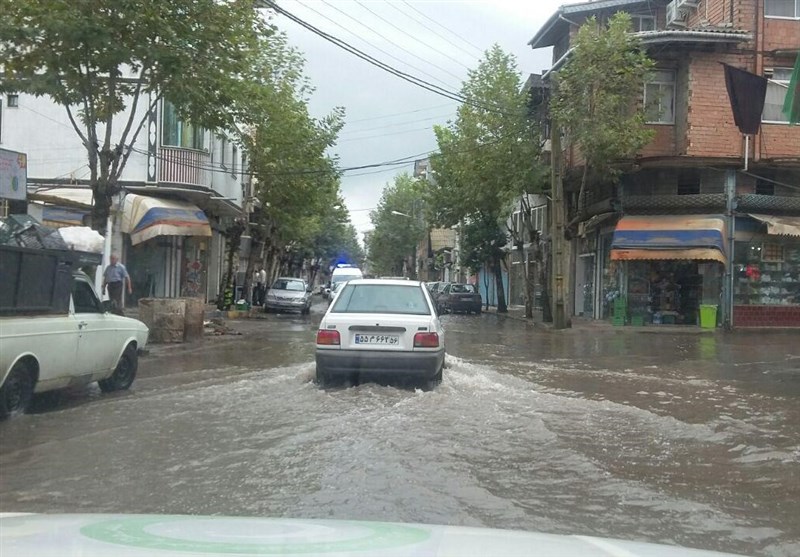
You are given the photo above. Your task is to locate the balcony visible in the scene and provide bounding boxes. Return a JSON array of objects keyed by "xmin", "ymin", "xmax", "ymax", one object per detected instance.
[{"xmin": 158, "ymin": 147, "xmax": 210, "ymax": 188}]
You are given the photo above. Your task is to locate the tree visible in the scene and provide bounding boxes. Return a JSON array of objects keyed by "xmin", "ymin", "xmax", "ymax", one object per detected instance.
[
  {"xmin": 366, "ymin": 174, "xmax": 426, "ymax": 278},
  {"xmin": 549, "ymin": 12, "xmax": 655, "ymax": 216},
  {"xmin": 429, "ymin": 45, "xmax": 544, "ymax": 313},
  {"xmin": 0, "ymin": 0, "xmax": 275, "ymax": 230},
  {"xmin": 459, "ymin": 215, "xmax": 507, "ymax": 311},
  {"xmin": 236, "ymin": 32, "xmax": 346, "ymax": 292}
]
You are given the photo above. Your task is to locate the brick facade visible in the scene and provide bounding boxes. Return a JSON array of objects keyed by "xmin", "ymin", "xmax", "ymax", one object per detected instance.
[{"xmin": 734, "ymin": 305, "xmax": 800, "ymax": 327}]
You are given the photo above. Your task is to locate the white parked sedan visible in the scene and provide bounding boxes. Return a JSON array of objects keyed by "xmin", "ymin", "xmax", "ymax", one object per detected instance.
[{"xmin": 315, "ymin": 279, "xmax": 445, "ymax": 388}]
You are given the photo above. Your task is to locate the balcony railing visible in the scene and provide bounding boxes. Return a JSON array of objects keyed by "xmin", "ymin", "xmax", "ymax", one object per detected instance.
[{"xmin": 158, "ymin": 146, "xmax": 210, "ymax": 188}]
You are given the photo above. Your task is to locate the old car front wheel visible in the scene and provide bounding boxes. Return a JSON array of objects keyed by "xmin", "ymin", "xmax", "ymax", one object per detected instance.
[
  {"xmin": 98, "ymin": 345, "xmax": 138, "ymax": 393},
  {"xmin": 0, "ymin": 361, "xmax": 35, "ymax": 419}
]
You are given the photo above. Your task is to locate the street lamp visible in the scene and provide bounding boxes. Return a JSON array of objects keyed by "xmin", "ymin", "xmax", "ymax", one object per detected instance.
[{"xmin": 391, "ymin": 210, "xmax": 411, "ymax": 218}]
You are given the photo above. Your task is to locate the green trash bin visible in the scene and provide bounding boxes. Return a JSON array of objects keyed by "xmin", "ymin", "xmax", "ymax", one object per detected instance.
[{"xmin": 699, "ymin": 304, "xmax": 717, "ymax": 329}]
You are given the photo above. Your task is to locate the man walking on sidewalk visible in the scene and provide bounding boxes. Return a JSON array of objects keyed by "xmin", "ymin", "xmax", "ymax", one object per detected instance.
[{"xmin": 103, "ymin": 254, "xmax": 132, "ymax": 315}]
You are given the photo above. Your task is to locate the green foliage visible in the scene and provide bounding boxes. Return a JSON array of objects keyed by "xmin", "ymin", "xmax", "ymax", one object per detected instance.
[
  {"xmin": 0, "ymin": 0, "xmax": 277, "ymax": 228},
  {"xmin": 365, "ymin": 174, "xmax": 427, "ymax": 277},
  {"xmin": 550, "ymin": 12, "xmax": 655, "ymax": 194},
  {"xmin": 459, "ymin": 215, "xmax": 507, "ymax": 275},
  {"xmin": 428, "ymin": 45, "xmax": 545, "ymax": 311},
  {"xmin": 428, "ymin": 45, "xmax": 544, "ymax": 228}
]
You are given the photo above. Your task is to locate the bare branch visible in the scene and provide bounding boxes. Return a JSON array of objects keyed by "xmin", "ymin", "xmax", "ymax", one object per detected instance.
[
  {"xmin": 103, "ymin": 72, "xmax": 116, "ymax": 152},
  {"xmin": 116, "ymin": 64, "xmax": 149, "ymax": 151},
  {"xmin": 115, "ymin": 93, "xmax": 162, "ymax": 180}
]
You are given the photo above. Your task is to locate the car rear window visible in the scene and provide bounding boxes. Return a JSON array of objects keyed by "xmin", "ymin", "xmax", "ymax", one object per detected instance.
[
  {"xmin": 331, "ymin": 284, "xmax": 431, "ymax": 315},
  {"xmin": 450, "ymin": 284, "xmax": 476, "ymax": 293}
]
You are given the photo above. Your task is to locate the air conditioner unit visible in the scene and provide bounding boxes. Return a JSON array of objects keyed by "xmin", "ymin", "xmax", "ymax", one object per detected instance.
[
  {"xmin": 675, "ymin": 0, "xmax": 699, "ymax": 8},
  {"xmin": 666, "ymin": 0, "xmax": 688, "ymax": 27}
]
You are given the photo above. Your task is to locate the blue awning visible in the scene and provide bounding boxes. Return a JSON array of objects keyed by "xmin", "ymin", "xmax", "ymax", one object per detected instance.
[{"xmin": 611, "ymin": 215, "xmax": 727, "ymax": 264}]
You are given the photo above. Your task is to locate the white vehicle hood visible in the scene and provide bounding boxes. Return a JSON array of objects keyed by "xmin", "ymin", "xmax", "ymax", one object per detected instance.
[{"xmin": 0, "ymin": 514, "xmax": 746, "ymax": 557}]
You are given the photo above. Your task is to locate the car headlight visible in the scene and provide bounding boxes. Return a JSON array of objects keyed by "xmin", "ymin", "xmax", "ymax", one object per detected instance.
[{"xmin": 267, "ymin": 292, "xmax": 277, "ymax": 300}]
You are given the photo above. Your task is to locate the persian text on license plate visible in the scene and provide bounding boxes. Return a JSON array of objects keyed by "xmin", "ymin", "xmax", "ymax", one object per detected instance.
[{"xmin": 355, "ymin": 334, "xmax": 399, "ymax": 345}]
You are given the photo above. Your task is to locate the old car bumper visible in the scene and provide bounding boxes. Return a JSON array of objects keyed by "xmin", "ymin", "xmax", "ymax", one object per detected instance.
[
  {"xmin": 265, "ymin": 299, "xmax": 308, "ymax": 312},
  {"xmin": 316, "ymin": 349, "xmax": 444, "ymax": 378}
]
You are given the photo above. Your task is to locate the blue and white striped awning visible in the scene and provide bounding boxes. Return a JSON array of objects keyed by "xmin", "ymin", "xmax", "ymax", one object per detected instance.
[{"xmin": 121, "ymin": 194, "xmax": 211, "ymax": 246}]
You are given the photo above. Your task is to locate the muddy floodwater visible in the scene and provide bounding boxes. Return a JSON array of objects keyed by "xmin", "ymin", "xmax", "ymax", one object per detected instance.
[{"xmin": 1, "ymin": 308, "xmax": 798, "ymax": 556}]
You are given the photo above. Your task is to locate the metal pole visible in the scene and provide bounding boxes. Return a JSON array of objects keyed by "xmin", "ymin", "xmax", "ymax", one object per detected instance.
[
  {"xmin": 725, "ymin": 168, "xmax": 736, "ymax": 329},
  {"xmin": 744, "ymin": 135, "xmax": 750, "ymax": 171},
  {"xmin": 550, "ymin": 118, "xmax": 567, "ymax": 329},
  {"xmin": 95, "ymin": 214, "xmax": 113, "ymax": 300}
]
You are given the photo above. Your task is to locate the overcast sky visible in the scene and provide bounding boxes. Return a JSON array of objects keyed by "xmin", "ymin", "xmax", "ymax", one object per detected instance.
[{"xmin": 273, "ymin": 0, "xmax": 564, "ymax": 240}]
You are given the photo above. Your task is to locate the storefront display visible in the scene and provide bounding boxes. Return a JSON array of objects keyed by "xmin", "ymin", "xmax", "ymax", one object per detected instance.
[
  {"xmin": 733, "ymin": 236, "xmax": 800, "ymax": 326},
  {"xmin": 734, "ymin": 241, "xmax": 800, "ymax": 306},
  {"xmin": 626, "ymin": 261, "xmax": 707, "ymax": 325}
]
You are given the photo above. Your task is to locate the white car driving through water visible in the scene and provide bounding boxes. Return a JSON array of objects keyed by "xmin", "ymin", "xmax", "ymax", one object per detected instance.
[{"xmin": 315, "ymin": 279, "xmax": 444, "ymax": 388}]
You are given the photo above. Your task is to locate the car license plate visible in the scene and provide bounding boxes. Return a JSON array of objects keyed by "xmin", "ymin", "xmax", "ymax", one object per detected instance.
[{"xmin": 354, "ymin": 334, "xmax": 399, "ymax": 345}]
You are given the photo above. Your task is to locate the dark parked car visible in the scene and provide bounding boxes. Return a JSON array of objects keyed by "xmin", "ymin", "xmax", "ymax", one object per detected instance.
[{"xmin": 438, "ymin": 283, "xmax": 482, "ymax": 314}]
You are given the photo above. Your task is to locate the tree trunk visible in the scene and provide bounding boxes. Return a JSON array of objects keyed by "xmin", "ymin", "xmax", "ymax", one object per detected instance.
[
  {"xmin": 539, "ymin": 238, "xmax": 552, "ymax": 323},
  {"xmin": 90, "ymin": 179, "xmax": 113, "ymax": 233},
  {"xmin": 216, "ymin": 221, "xmax": 245, "ymax": 310},
  {"xmin": 482, "ymin": 265, "xmax": 490, "ymax": 310},
  {"xmin": 524, "ymin": 253, "xmax": 535, "ymax": 319},
  {"xmin": 493, "ymin": 257, "xmax": 508, "ymax": 313}
]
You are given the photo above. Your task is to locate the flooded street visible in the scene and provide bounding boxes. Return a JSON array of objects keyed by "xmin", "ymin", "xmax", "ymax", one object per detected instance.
[{"xmin": 1, "ymin": 306, "xmax": 799, "ymax": 556}]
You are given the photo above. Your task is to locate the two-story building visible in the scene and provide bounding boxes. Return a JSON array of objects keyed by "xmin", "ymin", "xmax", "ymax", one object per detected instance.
[
  {"xmin": 0, "ymin": 92, "xmax": 250, "ymax": 306},
  {"xmin": 529, "ymin": 0, "xmax": 800, "ymax": 327}
]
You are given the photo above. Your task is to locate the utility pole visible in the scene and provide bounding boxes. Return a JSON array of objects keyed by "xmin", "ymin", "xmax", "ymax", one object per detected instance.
[{"xmin": 550, "ymin": 119, "xmax": 568, "ymax": 329}]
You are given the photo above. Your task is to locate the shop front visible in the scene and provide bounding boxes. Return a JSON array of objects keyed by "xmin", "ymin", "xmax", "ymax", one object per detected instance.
[
  {"xmin": 120, "ymin": 193, "xmax": 212, "ymax": 305},
  {"xmin": 609, "ymin": 215, "xmax": 727, "ymax": 326},
  {"xmin": 733, "ymin": 214, "xmax": 800, "ymax": 327}
]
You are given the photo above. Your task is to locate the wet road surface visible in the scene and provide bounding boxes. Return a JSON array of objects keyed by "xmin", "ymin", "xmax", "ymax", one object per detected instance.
[{"xmin": 1, "ymin": 302, "xmax": 799, "ymax": 556}]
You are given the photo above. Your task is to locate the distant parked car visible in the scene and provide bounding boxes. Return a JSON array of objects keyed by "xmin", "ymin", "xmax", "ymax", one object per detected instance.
[
  {"xmin": 430, "ymin": 282, "xmax": 450, "ymax": 313},
  {"xmin": 438, "ymin": 283, "xmax": 482, "ymax": 314},
  {"xmin": 265, "ymin": 277, "xmax": 312, "ymax": 315}
]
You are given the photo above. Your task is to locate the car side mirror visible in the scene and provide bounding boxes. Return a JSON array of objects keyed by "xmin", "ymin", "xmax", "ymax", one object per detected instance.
[
  {"xmin": 101, "ymin": 300, "xmax": 114, "ymax": 313},
  {"xmin": 307, "ymin": 286, "xmax": 313, "ymax": 293}
]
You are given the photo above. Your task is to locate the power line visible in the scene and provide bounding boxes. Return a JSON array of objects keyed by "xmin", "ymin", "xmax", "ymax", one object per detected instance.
[
  {"xmin": 345, "ymin": 103, "xmax": 456, "ymax": 124},
  {"xmin": 354, "ymin": 0, "xmax": 473, "ymax": 71},
  {"xmin": 400, "ymin": 0, "xmax": 486, "ymax": 56},
  {"xmin": 386, "ymin": 2, "xmax": 481, "ymax": 62},
  {"xmin": 301, "ymin": 0, "xmax": 461, "ymax": 90},
  {"xmin": 341, "ymin": 112, "xmax": 455, "ymax": 135},
  {"xmin": 266, "ymin": 1, "xmax": 516, "ymax": 116},
  {"xmin": 339, "ymin": 125, "xmax": 436, "ymax": 143}
]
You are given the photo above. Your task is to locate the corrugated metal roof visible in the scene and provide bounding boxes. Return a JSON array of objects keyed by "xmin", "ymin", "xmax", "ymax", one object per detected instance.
[
  {"xmin": 562, "ymin": 0, "xmax": 651, "ymax": 15},
  {"xmin": 747, "ymin": 214, "xmax": 800, "ymax": 237}
]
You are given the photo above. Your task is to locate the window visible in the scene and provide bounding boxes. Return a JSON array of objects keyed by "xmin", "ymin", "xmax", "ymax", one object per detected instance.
[
  {"xmin": 232, "ymin": 145, "xmax": 238, "ymax": 179},
  {"xmin": 72, "ymin": 281, "xmax": 102, "ymax": 313},
  {"xmin": 756, "ymin": 179, "xmax": 776, "ymax": 195},
  {"xmin": 220, "ymin": 138, "xmax": 227, "ymax": 168},
  {"xmin": 678, "ymin": 170, "xmax": 700, "ymax": 195},
  {"xmin": 645, "ymin": 70, "xmax": 676, "ymax": 124},
  {"xmin": 763, "ymin": 68, "xmax": 792, "ymax": 123},
  {"xmin": 332, "ymin": 284, "xmax": 431, "ymax": 315},
  {"xmin": 162, "ymin": 101, "xmax": 205, "ymax": 150},
  {"xmin": 7, "ymin": 94, "xmax": 19, "ymax": 108},
  {"xmin": 631, "ymin": 15, "xmax": 656, "ymax": 31},
  {"xmin": 765, "ymin": 0, "xmax": 799, "ymax": 17}
]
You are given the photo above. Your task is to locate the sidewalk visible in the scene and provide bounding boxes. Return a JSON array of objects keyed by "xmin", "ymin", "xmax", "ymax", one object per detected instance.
[{"xmin": 483, "ymin": 305, "xmax": 718, "ymax": 334}]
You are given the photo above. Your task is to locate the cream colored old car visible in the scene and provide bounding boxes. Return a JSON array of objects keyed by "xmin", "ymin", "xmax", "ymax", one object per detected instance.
[{"xmin": 0, "ymin": 272, "xmax": 149, "ymax": 419}]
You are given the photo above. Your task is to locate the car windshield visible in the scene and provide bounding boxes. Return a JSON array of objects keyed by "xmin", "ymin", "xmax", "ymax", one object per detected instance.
[
  {"xmin": 331, "ymin": 284, "xmax": 431, "ymax": 315},
  {"xmin": 450, "ymin": 284, "xmax": 476, "ymax": 294},
  {"xmin": 272, "ymin": 279, "xmax": 305, "ymax": 291}
]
